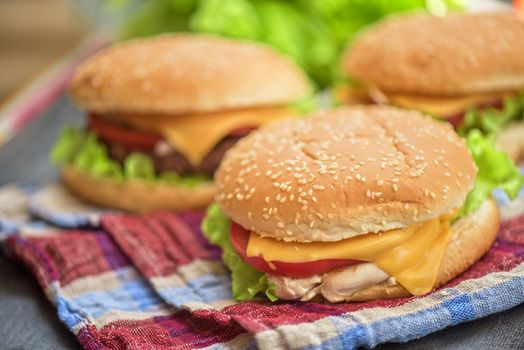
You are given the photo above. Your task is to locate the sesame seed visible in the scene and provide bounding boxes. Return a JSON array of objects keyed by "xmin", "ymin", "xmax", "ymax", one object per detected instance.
[
  {"xmin": 393, "ymin": 184, "xmax": 398, "ymax": 192},
  {"xmin": 277, "ymin": 223, "xmax": 285, "ymax": 228}
]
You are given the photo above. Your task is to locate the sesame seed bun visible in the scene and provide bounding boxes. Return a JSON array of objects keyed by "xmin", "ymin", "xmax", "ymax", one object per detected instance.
[
  {"xmin": 62, "ymin": 166, "xmax": 215, "ymax": 212},
  {"xmin": 215, "ymin": 106, "xmax": 477, "ymax": 242},
  {"xmin": 344, "ymin": 198, "xmax": 499, "ymax": 301},
  {"xmin": 70, "ymin": 34, "xmax": 310, "ymax": 115},
  {"xmin": 342, "ymin": 12, "xmax": 524, "ymax": 96}
]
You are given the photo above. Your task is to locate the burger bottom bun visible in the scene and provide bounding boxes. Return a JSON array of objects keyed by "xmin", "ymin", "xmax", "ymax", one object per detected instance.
[
  {"xmin": 62, "ymin": 166, "xmax": 216, "ymax": 212},
  {"xmin": 497, "ymin": 123, "xmax": 524, "ymax": 163},
  {"xmin": 343, "ymin": 198, "xmax": 500, "ymax": 302}
]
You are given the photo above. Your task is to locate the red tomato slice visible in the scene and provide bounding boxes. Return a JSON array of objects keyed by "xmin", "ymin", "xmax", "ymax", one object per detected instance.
[
  {"xmin": 230, "ymin": 221, "xmax": 361, "ymax": 278},
  {"xmin": 445, "ymin": 112, "xmax": 465, "ymax": 128},
  {"xmin": 444, "ymin": 99, "xmax": 504, "ymax": 128},
  {"xmin": 227, "ymin": 126, "xmax": 256, "ymax": 137},
  {"xmin": 88, "ymin": 114, "xmax": 162, "ymax": 151}
]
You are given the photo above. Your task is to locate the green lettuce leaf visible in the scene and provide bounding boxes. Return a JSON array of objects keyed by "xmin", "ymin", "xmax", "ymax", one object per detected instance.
[
  {"xmin": 112, "ymin": 0, "xmax": 464, "ymax": 87},
  {"xmin": 50, "ymin": 127, "xmax": 210, "ymax": 187},
  {"xmin": 459, "ymin": 130, "xmax": 524, "ymax": 218},
  {"xmin": 458, "ymin": 92, "xmax": 524, "ymax": 136},
  {"xmin": 201, "ymin": 203, "xmax": 277, "ymax": 301}
]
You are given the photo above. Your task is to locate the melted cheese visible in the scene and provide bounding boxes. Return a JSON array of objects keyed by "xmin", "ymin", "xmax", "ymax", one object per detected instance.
[
  {"xmin": 246, "ymin": 213, "xmax": 455, "ymax": 296},
  {"xmin": 336, "ymin": 85, "xmax": 514, "ymax": 117},
  {"xmin": 384, "ymin": 91, "xmax": 513, "ymax": 117},
  {"xmin": 107, "ymin": 107, "xmax": 296, "ymax": 166}
]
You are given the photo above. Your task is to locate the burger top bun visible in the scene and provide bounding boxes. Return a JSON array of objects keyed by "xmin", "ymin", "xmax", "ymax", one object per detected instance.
[
  {"xmin": 70, "ymin": 34, "xmax": 310, "ymax": 115},
  {"xmin": 342, "ymin": 12, "xmax": 524, "ymax": 96},
  {"xmin": 215, "ymin": 106, "xmax": 477, "ymax": 242}
]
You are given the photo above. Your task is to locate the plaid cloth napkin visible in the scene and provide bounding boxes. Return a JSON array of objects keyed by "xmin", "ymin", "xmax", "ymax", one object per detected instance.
[{"xmin": 2, "ymin": 184, "xmax": 524, "ymax": 349}]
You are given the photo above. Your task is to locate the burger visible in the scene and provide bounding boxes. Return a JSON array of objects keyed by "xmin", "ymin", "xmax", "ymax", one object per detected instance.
[
  {"xmin": 203, "ymin": 106, "xmax": 523, "ymax": 302},
  {"xmin": 340, "ymin": 11, "xmax": 524, "ymax": 161},
  {"xmin": 51, "ymin": 34, "xmax": 310, "ymax": 212}
]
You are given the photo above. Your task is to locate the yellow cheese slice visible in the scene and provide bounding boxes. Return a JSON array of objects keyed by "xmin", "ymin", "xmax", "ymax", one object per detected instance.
[
  {"xmin": 107, "ymin": 107, "xmax": 296, "ymax": 166},
  {"xmin": 384, "ymin": 91, "xmax": 513, "ymax": 117},
  {"xmin": 336, "ymin": 85, "xmax": 514, "ymax": 117},
  {"xmin": 246, "ymin": 213, "xmax": 455, "ymax": 296}
]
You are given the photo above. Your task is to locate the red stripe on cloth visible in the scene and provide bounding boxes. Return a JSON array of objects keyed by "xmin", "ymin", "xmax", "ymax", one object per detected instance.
[
  {"xmin": 5, "ymin": 235, "xmax": 60, "ymax": 288},
  {"xmin": 101, "ymin": 212, "xmax": 217, "ymax": 278},
  {"xmin": 497, "ymin": 213, "xmax": 524, "ymax": 245},
  {"xmin": 6, "ymin": 232, "xmax": 130, "ymax": 286},
  {"xmin": 192, "ymin": 296, "xmax": 415, "ymax": 333},
  {"xmin": 76, "ymin": 311, "xmax": 247, "ymax": 350}
]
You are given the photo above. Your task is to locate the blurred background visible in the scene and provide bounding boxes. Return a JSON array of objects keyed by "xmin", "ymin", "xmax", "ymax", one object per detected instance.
[{"xmin": 0, "ymin": 0, "xmax": 515, "ymax": 141}]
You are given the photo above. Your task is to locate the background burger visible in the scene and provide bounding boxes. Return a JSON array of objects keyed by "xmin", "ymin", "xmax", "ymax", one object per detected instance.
[
  {"xmin": 51, "ymin": 34, "xmax": 310, "ymax": 212},
  {"xmin": 203, "ymin": 106, "xmax": 523, "ymax": 302},
  {"xmin": 340, "ymin": 11, "xmax": 524, "ymax": 161}
]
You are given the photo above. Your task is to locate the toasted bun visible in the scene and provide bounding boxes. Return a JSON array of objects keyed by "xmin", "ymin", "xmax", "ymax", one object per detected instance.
[
  {"xmin": 70, "ymin": 34, "xmax": 309, "ymax": 115},
  {"xmin": 62, "ymin": 166, "xmax": 215, "ymax": 212},
  {"xmin": 216, "ymin": 106, "xmax": 477, "ymax": 242},
  {"xmin": 342, "ymin": 12, "xmax": 524, "ymax": 96},
  {"xmin": 345, "ymin": 199, "xmax": 500, "ymax": 301}
]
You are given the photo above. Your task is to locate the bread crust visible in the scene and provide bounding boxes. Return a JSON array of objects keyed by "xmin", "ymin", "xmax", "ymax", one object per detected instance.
[
  {"xmin": 345, "ymin": 199, "xmax": 500, "ymax": 301},
  {"xmin": 61, "ymin": 166, "xmax": 215, "ymax": 212},
  {"xmin": 70, "ymin": 34, "xmax": 309, "ymax": 115},
  {"xmin": 342, "ymin": 12, "xmax": 524, "ymax": 96},
  {"xmin": 216, "ymin": 106, "xmax": 477, "ymax": 242}
]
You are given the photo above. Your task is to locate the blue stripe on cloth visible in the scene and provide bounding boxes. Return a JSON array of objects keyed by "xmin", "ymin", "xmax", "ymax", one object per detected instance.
[
  {"xmin": 158, "ymin": 273, "xmax": 232, "ymax": 307},
  {"xmin": 300, "ymin": 269, "xmax": 524, "ymax": 350},
  {"xmin": 28, "ymin": 202, "xmax": 102, "ymax": 229},
  {"xmin": 67, "ymin": 271, "xmax": 166, "ymax": 320},
  {"xmin": 54, "ymin": 285, "xmax": 92, "ymax": 329},
  {"xmin": 443, "ymin": 294, "xmax": 475, "ymax": 325}
]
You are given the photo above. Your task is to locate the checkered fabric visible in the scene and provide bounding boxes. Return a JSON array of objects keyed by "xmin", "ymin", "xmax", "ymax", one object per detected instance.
[{"xmin": 2, "ymin": 184, "xmax": 524, "ymax": 349}]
